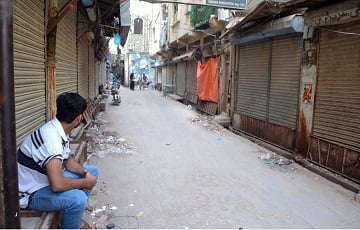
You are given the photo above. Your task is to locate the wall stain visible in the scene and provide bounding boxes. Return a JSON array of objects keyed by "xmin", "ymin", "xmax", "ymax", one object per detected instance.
[{"xmin": 296, "ymin": 110, "xmax": 308, "ymax": 156}]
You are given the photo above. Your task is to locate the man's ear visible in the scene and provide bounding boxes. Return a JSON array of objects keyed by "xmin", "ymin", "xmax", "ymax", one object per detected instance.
[{"xmin": 74, "ymin": 114, "xmax": 82, "ymax": 124}]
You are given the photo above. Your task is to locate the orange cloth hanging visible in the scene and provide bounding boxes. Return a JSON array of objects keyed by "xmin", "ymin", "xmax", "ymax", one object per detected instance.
[{"xmin": 196, "ymin": 56, "xmax": 220, "ymax": 103}]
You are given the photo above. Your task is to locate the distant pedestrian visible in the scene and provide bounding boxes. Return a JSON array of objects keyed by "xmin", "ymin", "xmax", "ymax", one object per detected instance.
[
  {"xmin": 138, "ymin": 74, "xmax": 143, "ymax": 90},
  {"xmin": 142, "ymin": 73, "xmax": 148, "ymax": 83},
  {"xmin": 130, "ymin": 72, "xmax": 135, "ymax": 90}
]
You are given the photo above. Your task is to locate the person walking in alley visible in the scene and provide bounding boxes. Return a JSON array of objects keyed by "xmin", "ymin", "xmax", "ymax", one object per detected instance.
[
  {"xmin": 142, "ymin": 73, "xmax": 148, "ymax": 83},
  {"xmin": 17, "ymin": 92, "xmax": 98, "ymax": 229},
  {"xmin": 138, "ymin": 73, "xmax": 143, "ymax": 90},
  {"xmin": 130, "ymin": 72, "xmax": 135, "ymax": 90}
]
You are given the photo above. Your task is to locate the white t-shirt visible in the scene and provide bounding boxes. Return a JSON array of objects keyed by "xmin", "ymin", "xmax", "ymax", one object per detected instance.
[{"xmin": 18, "ymin": 118, "xmax": 70, "ymax": 196}]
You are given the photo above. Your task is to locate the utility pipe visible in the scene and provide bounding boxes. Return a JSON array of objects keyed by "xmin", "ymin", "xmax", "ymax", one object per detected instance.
[
  {"xmin": 0, "ymin": 0, "xmax": 20, "ymax": 228},
  {"xmin": 47, "ymin": 0, "xmax": 78, "ymax": 34}
]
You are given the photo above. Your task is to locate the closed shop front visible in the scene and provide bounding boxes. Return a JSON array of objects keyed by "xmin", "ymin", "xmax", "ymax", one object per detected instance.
[
  {"xmin": 184, "ymin": 60, "xmax": 198, "ymax": 104},
  {"xmin": 166, "ymin": 65, "xmax": 173, "ymax": 85},
  {"xmin": 161, "ymin": 66, "xmax": 167, "ymax": 85},
  {"xmin": 97, "ymin": 61, "xmax": 106, "ymax": 86},
  {"xmin": 13, "ymin": 0, "xmax": 46, "ymax": 144},
  {"xmin": 185, "ymin": 60, "xmax": 197, "ymax": 95},
  {"xmin": 56, "ymin": 0, "xmax": 77, "ymax": 95},
  {"xmin": 307, "ymin": 21, "xmax": 360, "ymax": 182},
  {"xmin": 89, "ymin": 47, "xmax": 96, "ymax": 99},
  {"xmin": 233, "ymin": 35, "xmax": 302, "ymax": 150},
  {"xmin": 175, "ymin": 62, "xmax": 186, "ymax": 96},
  {"xmin": 157, "ymin": 68, "xmax": 162, "ymax": 85},
  {"xmin": 78, "ymin": 36, "xmax": 89, "ymax": 99}
]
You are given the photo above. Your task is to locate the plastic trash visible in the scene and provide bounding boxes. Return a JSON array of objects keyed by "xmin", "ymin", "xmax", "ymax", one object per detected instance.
[
  {"xmin": 260, "ymin": 152, "xmax": 273, "ymax": 160},
  {"xmin": 87, "ymin": 142, "xmax": 92, "ymax": 153}
]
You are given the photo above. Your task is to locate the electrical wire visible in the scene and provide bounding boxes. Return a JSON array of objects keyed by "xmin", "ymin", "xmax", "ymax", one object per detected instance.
[
  {"xmin": 315, "ymin": 26, "xmax": 360, "ymax": 36},
  {"xmin": 264, "ymin": 0, "xmax": 282, "ymax": 14}
]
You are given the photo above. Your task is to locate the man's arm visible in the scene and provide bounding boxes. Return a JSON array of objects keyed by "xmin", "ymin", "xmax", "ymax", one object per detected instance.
[
  {"xmin": 64, "ymin": 155, "xmax": 87, "ymax": 176},
  {"xmin": 46, "ymin": 158, "xmax": 97, "ymax": 192}
]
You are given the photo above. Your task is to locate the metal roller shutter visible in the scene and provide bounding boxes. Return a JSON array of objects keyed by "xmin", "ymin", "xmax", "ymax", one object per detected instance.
[
  {"xmin": 236, "ymin": 42, "xmax": 270, "ymax": 120},
  {"xmin": 89, "ymin": 47, "xmax": 96, "ymax": 99},
  {"xmin": 95, "ymin": 61, "xmax": 106, "ymax": 92},
  {"xmin": 56, "ymin": 0, "xmax": 77, "ymax": 95},
  {"xmin": 94, "ymin": 59, "xmax": 100, "ymax": 95},
  {"xmin": 78, "ymin": 36, "xmax": 89, "ymax": 98},
  {"xmin": 13, "ymin": 0, "xmax": 46, "ymax": 145},
  {"xmin": 269, "ymin": 36, "xmax": 302, "ymax": 128},
  {"xmin": 158, "ymin": 69, "xmax": 162, "ymax": 85},
  {"xmin": 313, "ymin": 22, "xmax": 360, "ymax": 151},
  {"xmin": 161, "ymin": 67, "xmax": 167, "ymax": 85},
  {"xmin": 186, "ymin": 60, "xmax": 198, "ymax": 95},
  {"xmin": 176, "ymin": 62, "xmax": 186, "ymax": 96},
  {"xmin": 166, "ymin": 65, "xmax": 173, "ymax": 84}
]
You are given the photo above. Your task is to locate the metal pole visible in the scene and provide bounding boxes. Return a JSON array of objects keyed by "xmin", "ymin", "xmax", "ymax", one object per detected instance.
[{"xmin": 0, "ymin": 0, "xmax": 20, "ymax": 228}]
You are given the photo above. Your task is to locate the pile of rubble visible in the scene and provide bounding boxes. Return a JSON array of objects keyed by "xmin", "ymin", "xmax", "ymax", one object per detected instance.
[
  {"xmin": 257, "ymin": 151, "xmax": 295, "ymax": 173},
  {"xmin": 85, "ymin": 112, "xmax": 138, "ymax": 161},
  {"xmin": 188, "ymin": 115, "xmax": 227, "ymax": 134}
]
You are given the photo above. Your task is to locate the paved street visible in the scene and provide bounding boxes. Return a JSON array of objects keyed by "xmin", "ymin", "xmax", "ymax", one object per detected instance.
[{"xmin": 83, "ymin": 87, "xmax": 360, "ymax": 229}]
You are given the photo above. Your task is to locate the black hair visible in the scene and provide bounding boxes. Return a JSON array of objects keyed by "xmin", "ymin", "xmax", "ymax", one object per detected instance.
[{"xmin": 55, "ymin": 92, "xmax": 87, "ymax": 123}]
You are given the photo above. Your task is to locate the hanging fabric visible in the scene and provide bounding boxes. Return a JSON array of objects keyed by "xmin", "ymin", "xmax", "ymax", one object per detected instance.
[
  {"xmin": 114, "ymin": 33, "xmax": 121, "ymax": 46},
  {"xmin": 196, "ymin": 56, "xmax": 220, "ymax": 103}
]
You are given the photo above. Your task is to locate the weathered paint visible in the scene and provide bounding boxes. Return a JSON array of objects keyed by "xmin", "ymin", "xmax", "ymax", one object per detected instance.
[
  {"xmin": 308, "ymin": 137, "xmax": 360, "ymax": 183},
  {"xmin": 232, "ymin": 113, "xmax": 296, "ymax": 151},
  {"xmin": 296, "ymin": 64, "xmax": 316, "ymax": 155},
  {"xmin": 297, "ymin": 110, "xmax": 308, "ymax": 156}
]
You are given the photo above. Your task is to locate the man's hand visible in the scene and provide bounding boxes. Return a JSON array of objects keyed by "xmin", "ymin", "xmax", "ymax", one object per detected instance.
[
  {"xmin": 47, "ymin": 158, "xmax": 97, "ymax": 192},
  {"xmin": 83, "ymin": 171, "xmax": 97, "ymax": 190}
]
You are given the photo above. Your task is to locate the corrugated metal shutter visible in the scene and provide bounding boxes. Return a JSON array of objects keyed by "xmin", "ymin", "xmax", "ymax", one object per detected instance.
[
  {"xmin": 96, "ymin": 61, "xmax": 106, "ymax": 91},
  {"xmin": 13, "ymin": 0, "xmax": 46, "ymax": 145},
  {"xmin": 158, "ymin": 68, "xmax": 162, "ymax": 85},
  {"xmin": 236, "ymin": 42, "xmax": 270, "ymax": 120},
  {"xmin": 56, "ymin": 0, "xmax": 77, "ymax": 95},
  {"xmin": 161, "ymin": 67, "xmax": 167, "ymax": 85},
  {"xmin": 89, "ymin": 47, "xmax": 96, "ymax": 99},
  {"xmin": 186, "ymin": 60, "xmax": 198, "ymax": 95},
  {"xmin": 269, "ymin": 36, "xmax": 301, "ymax": 128},
  {"xmin": 95, "ymin": 56, "xmax": 104, "ymax": 98},
  {"xmin": 313, "ymin": 22, "xmax": 360, "ymax": 151},
  {"xmin": 176, "ymin": 62, "xmax": 186, "ymax": 96},
  {"xmin": 101, "ymin": 61, "xmax": 106, "ymax": 85},
  {"xmin": 166, "ymin": 65, "xmax": 173, "ymax": 84},
  {"xmin": 78, "ymin": 36, "xmax": 89, "ymax": 98},
  {"xmin": 94, "ymin": 60, "xmax": 100, "ymax": 94}
]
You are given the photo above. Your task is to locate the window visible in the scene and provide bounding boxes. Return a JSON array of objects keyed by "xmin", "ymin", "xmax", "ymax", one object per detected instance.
[{"xmin": 134, "ymin": 17, "xmax": 143, "ymax": 34}]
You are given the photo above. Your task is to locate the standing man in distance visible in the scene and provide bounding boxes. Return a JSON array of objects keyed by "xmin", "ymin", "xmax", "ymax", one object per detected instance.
[{"xmin": 17, "ymin": 92, "xmax": 98, "ymax": 229}]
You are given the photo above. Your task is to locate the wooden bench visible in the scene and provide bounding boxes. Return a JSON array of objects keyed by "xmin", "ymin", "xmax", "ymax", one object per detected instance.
[{"xmin": 20, "ymin": 210, "xmax": 62, "ymax": 229}]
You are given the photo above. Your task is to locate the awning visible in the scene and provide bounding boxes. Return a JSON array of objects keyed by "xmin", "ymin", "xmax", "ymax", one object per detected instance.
[
  {"xmin": 229, "ymin": 14, "xmax": 304, "ymax": 45},
  {"xmin": 151, "ymin": 62, "xmax": 169, "ymax": 68},
  {"xmin": 220, "ymin": 0, "xmax": 330, "ymax": 39},
  {"xmin": 119, "ymin": 0, "xmax": 130, "ymax": 46},
  {"xmin": 79, "ymin": 0, "xmax": 131, "ymax": 42},
  {"xmin": 120, "ymin": 0, "xmax": 131, "ymax": 26},
  {"xmin": 219, "ymin": 0, "xmax": 270, "ymax": 39},
  {"xmin": 139, "ymin": 0, "xmax": 246, "ymax": 10},
  {"xmin": 172, "ymin": 50, "xmax": 195, "ymax": 62}
]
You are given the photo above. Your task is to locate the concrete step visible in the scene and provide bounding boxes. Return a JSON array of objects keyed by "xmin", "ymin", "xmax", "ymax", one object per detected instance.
[{"xmin": 214, "ymin": 114, "xmax": 231, "ymax": 127}]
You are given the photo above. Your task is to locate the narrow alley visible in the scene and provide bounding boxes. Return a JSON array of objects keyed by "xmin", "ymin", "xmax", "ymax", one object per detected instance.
[{"xmin": 83, "ymin": 87, "xmax": 360, "ymax": 229}]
